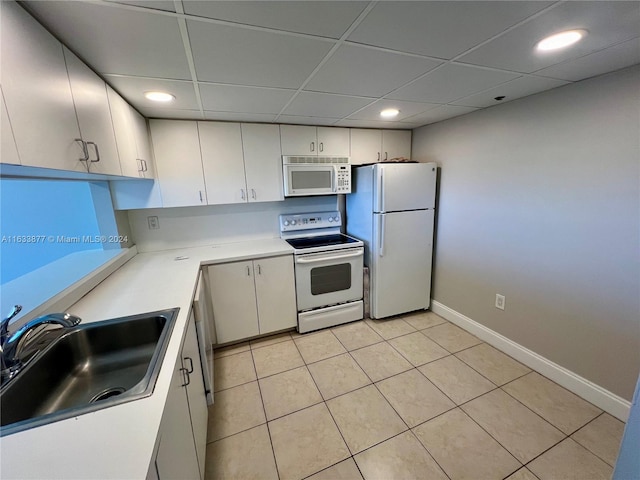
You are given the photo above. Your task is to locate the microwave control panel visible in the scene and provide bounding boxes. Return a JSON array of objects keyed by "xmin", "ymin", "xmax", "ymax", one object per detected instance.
[{"xmin": 336, "ymin": 166, "xmax": 351, "ymax": 193}]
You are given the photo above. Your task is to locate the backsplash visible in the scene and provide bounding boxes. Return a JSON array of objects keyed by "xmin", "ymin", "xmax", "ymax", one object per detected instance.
[{"xmin": 127, "ymin": 196, "xmax": 338, "ymax": 252}]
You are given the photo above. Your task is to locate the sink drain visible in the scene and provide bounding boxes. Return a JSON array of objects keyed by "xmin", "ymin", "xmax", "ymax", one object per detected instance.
[{"xmin": 89, "ymin": 387, "xmax": 126, "ymax": 403}]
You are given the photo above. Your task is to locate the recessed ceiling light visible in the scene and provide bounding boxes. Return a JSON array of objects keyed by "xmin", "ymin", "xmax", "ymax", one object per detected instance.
[
  {"xmin": 380, "ymin": 108, "xmax": 400, "ymax": 118},
  {"xmin": 536, "ymin": 29, "xmax": 587, "ymax": 51},
  {"xmin": 144, "ymin": 91, "xmax": 175, "ymax": 102}
]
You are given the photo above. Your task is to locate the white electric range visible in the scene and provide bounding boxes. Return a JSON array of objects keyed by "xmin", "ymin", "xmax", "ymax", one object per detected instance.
[{"xmin": 280, "ymin": 211, "xmax": 364, "ymax": 333}]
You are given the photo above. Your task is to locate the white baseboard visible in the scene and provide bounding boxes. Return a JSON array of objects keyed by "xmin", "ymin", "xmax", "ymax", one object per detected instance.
[{"xmin": 431, "ymin": 300, "xmax": 631, "ymax": 422}]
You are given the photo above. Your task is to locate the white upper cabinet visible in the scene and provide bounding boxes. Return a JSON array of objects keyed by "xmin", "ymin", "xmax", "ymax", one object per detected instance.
[
  {"xmin": 350, "ymin": 128, "xmax": 412, "ymax": 164},
  {"xmin": 107, "ymin": 86, "xmax": 139, "ymax": 178},
  {"xmin": 242, "ymin": 123, "xmax": 283, "ymax": 203},
  {"xmin": 108, "ymin": 86, "xmax": 154, "ymax": 179},
  {"xmin": 131, "ymin": 108, "xmax": 154, "ymax": 178},
  {"xmin": 1, "ymin": 1, "xmax": 83, "ymax": 171},
  {"xmin": 350, "ymin": 128, "xmax": 381, "ymax": 164},
  {"xmin": 280, "ymin": 125, "xmax": 349, "ymax": 156},
  {"xmin": 381, "ymin": 130, "xmax": 412, "ymax": 161},
  {"xmin": 150, "ymin": 120, "xmax": 207, "ymax": 208},
  {"xmin": 199, "ymin": 122, "xmax": 247, "ymax": 205},
  {"xmin": 1, "ymin": 86, "xmax": 20, "ymax": 166},
  {"xmin": 317, "ymin": 127, "xmax": 350, "ymax": 156},
  {"xmin": 63, "ymin": 46, "xmax": 121, "ymax": 175}
]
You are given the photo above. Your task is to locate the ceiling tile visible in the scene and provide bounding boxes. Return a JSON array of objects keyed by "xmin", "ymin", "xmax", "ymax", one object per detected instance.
[
  {"xmin": 452, "ymin": 75, "xmax": 570, "ymax": 108},
  {"xmin": 141, "ymin": 108, "xmax": 203, "ymax": 119},
  {"xmin": 458, "ymin": 1, "xmax": 640, "ymax": 73},
  {"xmin": 305, "ymin": 44, "xmax": 441, "ymax": 97},
  {"xmin": 187, "ymin": 20, "xmax": 334, "ymax": 88},
  {"xmin": 105, "ymin": 76, "xmax": 199, "ymax": 110},
  {"xmin": 104, "ymin": 1, "xmax": 176, "ymax": 12},
  {"xmin": 23, "ymin": 1, "xmax": 191, "ymax": 79},
  {"xmin": 334, "ymin": 119, "xmax": 414, "ymax": 129},
  {"xmin": 347, "ymin": 99, "xmax": 439, "ymax": 121},
  {"xmin": 534, "ymin": 38, "xmax": 640, "ymax": 81},
  {"xmin": 199, "ymin": 84, "xmax": 296, "ymax": 114},
  {"xmin": 388, "ymin": 64, "xmax": 519, "ymax": 103},
  {"xmin": 277, "ymin": 116, "xmax": 341, "ymax": 126},
  {"xmin": 204, "ymin": 112, "xmax": 277, "ymax": 123},
  {"xmin": 282, "ymin": 92, "xmax": 372, "ymax": 118},
  {"xmin": 347, "ymin": 1, "xmax": 553, "ymax": 59},
  {"xmin": 401, "ymin": 105, "xmax": 479, "ymax": 126},
  {"xmin": 183, "ymin": 1, "xmax": 368, "ymax": 39}
]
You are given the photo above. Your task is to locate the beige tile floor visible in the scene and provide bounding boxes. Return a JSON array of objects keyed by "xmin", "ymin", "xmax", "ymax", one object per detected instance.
[{"xmin": 205, "ymin": 312, "xmax": 625, "ymax": 480}]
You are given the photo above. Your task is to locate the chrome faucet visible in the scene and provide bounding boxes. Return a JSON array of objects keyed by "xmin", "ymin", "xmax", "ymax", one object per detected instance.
[{"xmin": 1, "ymin": 308, "xmax": 81, "ymax": 385}]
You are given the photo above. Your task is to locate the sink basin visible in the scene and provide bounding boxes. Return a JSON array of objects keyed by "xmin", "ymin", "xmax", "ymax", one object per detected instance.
[{"xmin": 0, "ymin": 308, "xmax": 178, "ymax": 436}]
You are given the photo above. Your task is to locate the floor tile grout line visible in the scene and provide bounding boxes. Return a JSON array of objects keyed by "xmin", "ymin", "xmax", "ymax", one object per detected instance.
[
  {"xmin": 568, "ymin": 411, "xmax": 620, "ymax": 467},
  {"xmin": 288, "ymin": 336, "xmax": 359, "ymax": 476},
  {"xmin": 248, "ymin": 343, "xmax": 281, "ymax": 480},
  {"xmin": 498, "ymin": 380, "xmax": 596, "ymax": 437},
  {"xmin": 205, "ymin": 419, "xmax": 269, "ymax": 446},
  {"xmin": 406, "ymin": 427, "xmax": 454, "ymax": 480}
]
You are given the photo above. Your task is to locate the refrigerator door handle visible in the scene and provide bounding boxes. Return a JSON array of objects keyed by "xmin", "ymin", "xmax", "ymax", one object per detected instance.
[
  {"xmin": 376, "ymin": 166, "xmax": 384, "ymax": 212},
  {"xmin": 379, "ymin": 214, "xmax": 385, "ymax": 257}
]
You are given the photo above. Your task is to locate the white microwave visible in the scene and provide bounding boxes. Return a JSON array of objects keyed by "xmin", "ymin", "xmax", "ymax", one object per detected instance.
[{"xmin": 282, "ymin": 156, "xmax": 351, "ymax": 196}]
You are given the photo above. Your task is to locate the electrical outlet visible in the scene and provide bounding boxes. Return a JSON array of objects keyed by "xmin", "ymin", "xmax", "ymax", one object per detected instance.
[
  {"xmin": 147, "ymin": 216, "xmax": 160, "ymax": 230},
  {"xmin": 495, "ymin": 294, "xmax": 505, "ymax": 310}
]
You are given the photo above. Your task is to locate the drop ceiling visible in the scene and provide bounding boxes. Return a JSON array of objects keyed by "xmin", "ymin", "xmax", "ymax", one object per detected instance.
[{"xmin": 21, "ymin": 0, "xmax": 640, "ymax": 128}]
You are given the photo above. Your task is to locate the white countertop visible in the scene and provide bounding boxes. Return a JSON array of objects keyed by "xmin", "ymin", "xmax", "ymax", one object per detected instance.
[{"xmin": 0, "ymin": 238, "xmax": 293, "ymax": 480}]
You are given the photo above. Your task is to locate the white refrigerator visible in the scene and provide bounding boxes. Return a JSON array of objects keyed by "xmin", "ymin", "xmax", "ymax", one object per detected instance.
[{"xmin": 346, "ymin": 163, "xmax": 437, "ymax": 319}]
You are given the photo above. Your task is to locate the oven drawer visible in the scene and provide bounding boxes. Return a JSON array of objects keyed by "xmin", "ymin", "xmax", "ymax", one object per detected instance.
[
  {"xmin": 294, "ymin": 247, "xmax": 364, "ymax": 311},
  {"xmin": 298, "ymin": 301, "xmax": 363, "ymax": 334}
]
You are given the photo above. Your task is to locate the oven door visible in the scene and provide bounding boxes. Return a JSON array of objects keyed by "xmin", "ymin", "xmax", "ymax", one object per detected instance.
[
  {"xmin": 294, "ymin": 247, "xmax": 364, "ymax": 311},
  {"xmin": 284, "ymin": 164, "xmax": 337, "ymax": 196}
]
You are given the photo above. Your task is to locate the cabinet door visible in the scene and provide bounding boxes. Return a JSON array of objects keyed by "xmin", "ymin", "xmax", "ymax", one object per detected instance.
[
  {"xmin": 183, "ymin": 311, "xmax": 208, "ymax": 480},
  {"xmin": 208, "ymin": 262, "xmax": 259, "ymax": 344},
  {"xmin": 280, "ymin": 125, "xmax": 317, "ymax": 155},
  {"xmin": 150, "ymin": 120, "xmax": 207, "ymax": 208},
  {"xmin": 254, "ymin": 256, "xmax": 297, "ymax": 334},
  {"xmin": 381, "ymin": 130, "xmax": 412, "ymax": 161},
  {"xmin": 107, "ymin": 85, "xmax": 140, "ymax": 178},
  {"xmin": 199, "ymin": 122, "xmax": 247, "ymax": 205},
  {"xmin": 155, "ymin": 355, "xmax": 200, "ymax": 480},
  {"xmin": 132, "ymin": 109, "xmax": 155, "ymax": 178},
  {"xmin": 1, "ymin": 86, "xmax": 20, "ymax": 165},
  {"xmin": 317, "ymin": 127, "xmax": 349, "ymax": 156},
  {"xmin": 242, "ymin": 123, "xmax": 283, "ymax": 203},
  {"xmin": 63, "ymin": 47, "xmax": 121, "ymax": 175},
  {"xmin": 1, "ymin": 1, "xmax": 83, "ymax": 171},
  {"xmin": 350, "ymin": 129, "xmax": 382, "ymax": 165}
]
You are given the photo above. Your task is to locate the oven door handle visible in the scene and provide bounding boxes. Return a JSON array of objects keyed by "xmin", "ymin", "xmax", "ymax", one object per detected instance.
[{"xmin": 295, "ymin": 250, "xmax": 363, "ymax": 264}]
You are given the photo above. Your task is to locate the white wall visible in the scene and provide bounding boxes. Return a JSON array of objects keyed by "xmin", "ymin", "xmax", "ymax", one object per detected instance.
[
  {"xmin": 412, "ymin": 65, "xmax": 640, "ymax": 400},
  {"xmin": 128, "ymin": 196, "xmax": 338, "ymax": 252}
]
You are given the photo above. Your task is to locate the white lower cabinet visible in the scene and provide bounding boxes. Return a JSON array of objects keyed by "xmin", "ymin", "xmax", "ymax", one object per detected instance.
[
  {"xmin": 207, "ymin": 255, "xmax": 297, "ymax": 344},
  {"xmin": 154, "ymin": 311, "xmax": 208, "ymax": 480}
]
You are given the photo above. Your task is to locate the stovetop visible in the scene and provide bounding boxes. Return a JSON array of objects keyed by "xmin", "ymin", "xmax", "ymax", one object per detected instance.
[{"xmin": 285, "ymin": 234, "xmax": 361, "ymax": 250}]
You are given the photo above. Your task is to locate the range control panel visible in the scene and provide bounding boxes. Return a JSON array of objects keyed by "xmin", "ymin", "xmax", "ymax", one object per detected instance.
[
  {"xmin": 336, "ymin": 165, "xmax": 351, "ymax": 193},
  {"xmin": 279, "ymin": 211, "xmax": 342, "ymax": 232}
]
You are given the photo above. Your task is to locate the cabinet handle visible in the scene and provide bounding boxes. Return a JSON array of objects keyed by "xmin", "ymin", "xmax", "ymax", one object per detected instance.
[
  {"xmin": 137, "ymin": 159, "xmax": 143, "ymax": 172},
  {"xmin": 76, "ymin": 138, "xmax": 89, "ymax": 162},
  {"xmin": 246, "ymin": 266, "xmax": 251, "ymax": 276},
  {"xmin": 138, "ymin": 159, "xmax": 148, "ymax": 172},
  {"xmin": 199, "ymin": 190, "xmax": 204, "ymax": 202},
  {"xmin": 87, "ymin": 141, "xmax": 100, "ymax": 163},
  {"xmin": 241, "ymin": 189, "xmax": 246, "ymax": 200},
  {"xmin": 310, "ymin": 141, "xmax": 315, "ymax": 152},
  {"xmin": 384, "ymin": 152, "xmax": 388, "ymax": 161},
  {"xmin": 377, "ymin": 152, "xmax": 380, "ymax": 162},
  {"xmin": 257, "ymin": 264, "xmax": 262, "ymax": 275},
  {"xmin": 184, "ymin": 356, "xmax": 194, "ymax": 374},
  {"xmin": 180, "ymin": 367, "xmax": 190, "ymax": 387},
  {"xmin": 319, "ymin": 142, "xmax": 324, "ymax": 152},
  {"xmin": 251, "ymin": 188, "xmax": 256, "ymax": 200}
]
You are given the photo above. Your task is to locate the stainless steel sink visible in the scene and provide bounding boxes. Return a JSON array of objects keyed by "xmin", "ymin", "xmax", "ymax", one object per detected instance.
[{"xmin": 0, "ymin": 308, "xmax": 178, "ymax": 436}]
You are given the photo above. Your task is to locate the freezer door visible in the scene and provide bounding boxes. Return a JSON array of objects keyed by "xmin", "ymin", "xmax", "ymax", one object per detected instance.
[
  {"xmin": 374, "ymin": 163, "xmax": 437, "ymax": 212},
  {"xmin": 370, "ymin": 210, "xmax": 434, "ymax": 319}
]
